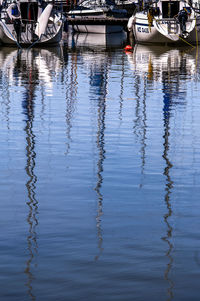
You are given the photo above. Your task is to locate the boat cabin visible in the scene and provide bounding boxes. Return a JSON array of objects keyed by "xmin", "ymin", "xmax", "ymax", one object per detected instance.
[
  {"xmin": 159, "ymin": 0, "xmax": 193, "ymax": 19},
  {"xmin": 20, "ymin": 1, "xmax": 39, "ymax": 23},
  {"xmin": 161, "ymin": 1, "xmax": 179, "ymax": 18}
]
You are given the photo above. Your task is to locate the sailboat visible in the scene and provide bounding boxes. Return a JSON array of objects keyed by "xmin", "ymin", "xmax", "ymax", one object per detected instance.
[
  {"xmin": 0, "ymin": 0, "xmax": 63, "ymax": 47},
  {"xmin": 67, "ymin": 0, "xmax": 128, "ymax": 34},
  {"xmin": 127, "ymin": 0, "xmax": 200, "ymax": 44}
]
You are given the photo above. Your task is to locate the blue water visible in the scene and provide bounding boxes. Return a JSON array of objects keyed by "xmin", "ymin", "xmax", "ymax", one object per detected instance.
[{"xmin": 0, "ymin": 34, "xmax": 200, "ymax": 300}]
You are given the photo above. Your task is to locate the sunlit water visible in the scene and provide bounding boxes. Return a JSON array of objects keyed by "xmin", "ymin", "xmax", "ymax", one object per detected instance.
[{"xmin": 0, "ymin": 32, "xmax": 200, "ymax": 301}]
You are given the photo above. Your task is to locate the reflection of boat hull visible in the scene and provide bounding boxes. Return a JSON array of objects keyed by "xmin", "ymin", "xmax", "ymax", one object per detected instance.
[
  {"xmin": 0, "ymin": 46, "xmax": 63, "ymax": 89},
  {"xmin": 127, "ymin": 44, "xmax": 197, "ymax": 78},
  {"xmin": 68, "ymin": 32, "xmax": 127, "ymax": 48}
]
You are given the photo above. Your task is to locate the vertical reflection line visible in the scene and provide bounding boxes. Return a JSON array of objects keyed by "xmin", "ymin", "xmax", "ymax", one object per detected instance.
[
  {"xmin": 39, "ymin": 83, "xmax": 45, "ymax": 125},
  {"xmin": 133, "ymin": 75, "xmax": 147, "ymax": 188},
  {"xmin": 119, "ymin": 52, "xmax": 125, "ymax": 121},
  {"xmin": 140, "ymin": 77, "xmax": 147, "ymax": 187},
  {"xmin": 71, "ymin": 53, "xmax": 78, "ymax": 102},
  {"xmin": 65, "ymin": 52, "xmax": 76, "ymax": 156},
  {"xmin": 25, "ymin": 116, "xmax": 38, "ymax": 301},
  {"xmin": 5, "ymin": 93, "xmax": 10, "ymax": 130},
  {"xmin": 1, "ymin": 63, "xmax": 10, "ymax": 130},
  {"xmin": 23, "ymin": 53, "xmax": 38, "ymax": 301},
  {"xmin": 94, "ymin": 58, "xmax": 108, "ymax": 261},
  {"xmin": 133, "ymin": 75, "xmax": 141, "ymax": 140},
  {"xmin": 162, "ymin": 81, "xmax": 174, "ymax": 301}
]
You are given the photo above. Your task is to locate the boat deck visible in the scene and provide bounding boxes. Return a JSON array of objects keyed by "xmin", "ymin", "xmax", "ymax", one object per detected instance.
[{"xmin": 67, "ymin": 16, "xmax": 129, "ymax": 26}]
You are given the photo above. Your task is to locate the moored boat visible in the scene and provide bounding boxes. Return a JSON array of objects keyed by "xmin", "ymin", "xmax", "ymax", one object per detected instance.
[
  {"xmin": 127, "ymin": 0, "xmax": 200, "ymax": 44},
  {"xmin": 67, "ymin": 0, "xmax": 128, "ymax": 34},
  {"xmin": 0, "ymin": 0, "xmax": 63, "ymax": 47}
]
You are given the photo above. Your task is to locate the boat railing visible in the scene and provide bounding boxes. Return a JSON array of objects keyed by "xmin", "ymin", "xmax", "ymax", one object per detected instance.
[{"xmin": 155, "ymin": 17, "xmax": 196, "ymax": 22}]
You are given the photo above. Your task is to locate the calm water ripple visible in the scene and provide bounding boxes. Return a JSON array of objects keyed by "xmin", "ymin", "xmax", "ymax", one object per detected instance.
[{"xmin": 0, "ymin": 33, "xmax": 200, "ymax": 300}]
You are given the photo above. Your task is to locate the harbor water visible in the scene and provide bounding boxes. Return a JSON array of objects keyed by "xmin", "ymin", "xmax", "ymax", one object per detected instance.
[{"xmin": 0, "ymin": 32, "xmax": 200, "ymax": 300}]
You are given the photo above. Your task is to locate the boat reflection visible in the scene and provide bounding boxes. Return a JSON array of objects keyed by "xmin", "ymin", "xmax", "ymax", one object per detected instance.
[
  {"xmin": 128, "ymin": 44, "xmax": 191, "ymax": 299},
  {"xmin": 0, "ymin": 46, "xmax": 63, "ymax": 93},
  {"xmin": 68, "ymin": 32, "xmax": 127, "ymax": 50},
  {"xmin": 127, "ymin": 44, "xmax": 200, "ymax": 83},
  {"xmin": 0, "ymin": 46, "xmax": 64, "ymax": 300}
]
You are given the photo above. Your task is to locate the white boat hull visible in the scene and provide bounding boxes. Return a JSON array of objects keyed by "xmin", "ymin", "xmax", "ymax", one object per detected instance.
[
  {"xmin": 129, "ymin": 4, "xmax": 200, "ymax": 45},
  {"xmin": 0, "ymin": 20, "xmax": 63, "ymax": 46},
  {"xmin": 0, "ymin": 0, "xmax": 63, "ymax": 47},
  {"xmin": 69, "ymin": 24, "xmax": 124, "ymax": 34},
  {"xmin": 133, "ymin": 15, "xmax": 200, "ymax": 44}
]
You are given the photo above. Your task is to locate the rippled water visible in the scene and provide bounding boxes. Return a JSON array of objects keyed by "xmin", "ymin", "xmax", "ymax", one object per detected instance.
[{"xmin": 0, "ymin": 32, "xmax": 200, "ymax": 300}]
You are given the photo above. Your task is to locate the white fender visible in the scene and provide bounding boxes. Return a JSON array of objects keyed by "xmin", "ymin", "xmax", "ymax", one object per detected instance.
[
  {"xmin": 35, "ymin": 4, "xmax": 53, "ymax": 38},
  {"xmin": 127, "ymin": 15, "xmax": 135, "ymax": 31}
]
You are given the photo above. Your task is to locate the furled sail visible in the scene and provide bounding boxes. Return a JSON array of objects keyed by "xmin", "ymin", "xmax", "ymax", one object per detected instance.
[{"xmin": 35, "ymin": 4, "xmax": 53, "ymax": 38}]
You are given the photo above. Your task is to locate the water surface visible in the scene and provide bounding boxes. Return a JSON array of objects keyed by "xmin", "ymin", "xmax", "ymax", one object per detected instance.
[{"xmin": 0, "ymin": 33, "xmax": 200, "ymax": 300}]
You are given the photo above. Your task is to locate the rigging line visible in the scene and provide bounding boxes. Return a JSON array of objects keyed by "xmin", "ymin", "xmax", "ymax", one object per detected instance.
[
  {"xmin": 27, "ymin": 38, "xmax": 40, "ymax": 50},
  {"xmin": 178, "ymin": 34, "xmax": 196, "ymax": 48}
]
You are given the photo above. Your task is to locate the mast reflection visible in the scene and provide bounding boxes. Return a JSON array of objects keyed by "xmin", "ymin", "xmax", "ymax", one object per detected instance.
[
  {"xmin": 119, "ymin": 53, "xmax": 125, "ymax": 121},
  {"xmin": 133, "ymin": 75, "xmax": 147, "ymax": 188},
  {"xmin": 162, "ymin": 74, "xmax": 174, "ymax": 301},
  {"xmin": 65, "ymin": 52, "xmax": 77, "ymax": 156},
  {"xmin": 90, "ymin": 54, "xmax": 109, "ymax": 261},
  {"xmin": 19, "ymin": 50, "xmax": 38, "ymax": 301},
  {"xmin": 0, "ymin": 49, "xmax": 15, "ymax": 130}
]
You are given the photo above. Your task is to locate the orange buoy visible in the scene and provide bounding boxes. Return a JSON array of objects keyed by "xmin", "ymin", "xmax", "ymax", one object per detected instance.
[{"xmin": 124, "ymin": 45, "xmax": 133, "ymax": 51}]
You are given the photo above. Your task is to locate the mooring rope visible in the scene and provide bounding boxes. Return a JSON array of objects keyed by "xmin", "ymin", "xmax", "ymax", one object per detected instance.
[
  {"xmin": 27, "ymin": 38, "xmax": 40, "ymax": 50},
  {"xmin": 154, "ymin": 18, "xmax": 196, "ymax": 48}
]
